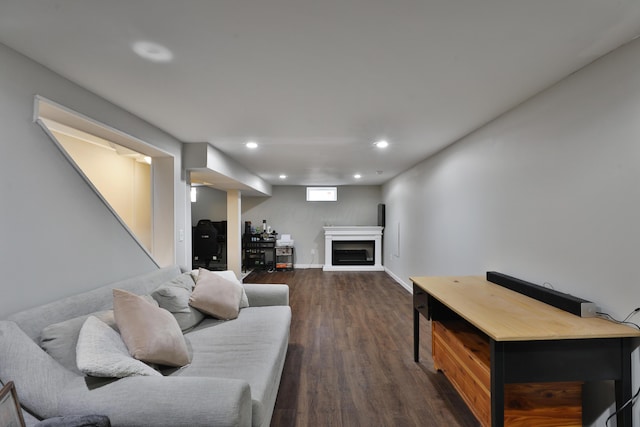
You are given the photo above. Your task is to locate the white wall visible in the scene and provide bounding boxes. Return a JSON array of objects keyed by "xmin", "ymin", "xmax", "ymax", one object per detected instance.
[
  {"xmin": 0, "ymin": 43, "xmax": 190, "ymax": 318},
  {"xmin": 52, "ymin": 131, "xmax": 153, "ymax": 251},
  {"xmin": 191, "ymin": 187, "xmax": 227, "ymax": 226},
  {"xmin": 382, "ymin": 38, "xmax": 640, "ymax": 426},
  {"xmin": 243, "ymin": 186, "xmax": 381, "ymax": 267}
]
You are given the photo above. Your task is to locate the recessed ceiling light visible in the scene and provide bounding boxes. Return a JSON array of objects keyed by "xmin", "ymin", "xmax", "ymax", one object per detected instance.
[
  {"xmin": 354, "ymin": 174, "xmax": 362, "ymax": 179},
  {"xmin": 246, "ymin": 141, "xmax": 258, "ymax": 149},
  {"xmin": 279, "ymin": 174, "xmax": 287, "ymax": 179},
  {"xmin": 374, "ymin": 139, "xmax": 389, "ymax": 148},
  {"xmin": 132, "ymin": 41, "xmax": 173, "ymax": 63}
]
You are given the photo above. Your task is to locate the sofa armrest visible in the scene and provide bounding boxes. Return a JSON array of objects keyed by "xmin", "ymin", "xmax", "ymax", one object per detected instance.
[
  {"xmin": 243, "ymin": 284, "xmax": 289, "ymax": 306},
  {"xmin": 0, "ymin": 321, "xmax": 77, "ymax": 419},
  {"xmin": 59, "ymin": 376, "xmax": 252, "ymax": 427}
]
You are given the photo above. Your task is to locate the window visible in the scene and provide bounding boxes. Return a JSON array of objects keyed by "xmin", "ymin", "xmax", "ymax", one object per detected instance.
[{"xmin": 306, "ymin": 187, "xmax": 337, "ymax": 202}]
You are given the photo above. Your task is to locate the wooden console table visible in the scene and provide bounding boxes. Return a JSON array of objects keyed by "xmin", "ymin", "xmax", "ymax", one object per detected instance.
[{"xmin": 411, "ymin": 275, "xmax": 640, "ymax": 427}]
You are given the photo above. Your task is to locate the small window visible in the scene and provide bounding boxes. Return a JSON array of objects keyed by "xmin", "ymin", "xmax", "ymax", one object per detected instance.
[{"xmin": 306, "ymin": 187, "xmax": 338, "ymax": 202}]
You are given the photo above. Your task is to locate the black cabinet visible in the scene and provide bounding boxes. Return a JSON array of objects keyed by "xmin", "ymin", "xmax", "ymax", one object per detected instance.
[{"xmin": 243, "ymin": 234, "xmax": 276, "ymax": 271}]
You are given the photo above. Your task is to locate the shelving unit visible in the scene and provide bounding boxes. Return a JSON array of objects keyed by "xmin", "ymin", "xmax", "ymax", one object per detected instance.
[
  {"xmin": 275, "ymin": 246, "xmax": 294, "ymax": 271},
  {"xmin": 242, "ymin": 234, "xmax": 276, "ymax": 271}
]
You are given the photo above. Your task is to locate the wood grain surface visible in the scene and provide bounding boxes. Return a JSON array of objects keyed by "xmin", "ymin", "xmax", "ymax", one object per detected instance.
[
  {"xmin": 245, "ymin": 269, "xmax": 480, "ymax": 427},
  {"xmin": 411, "ymin": 276, "xmax": 640, "ymax": 341},
  {"xmin": 432, "ymin": 320, "xmax": 582, "ymax": 427}
]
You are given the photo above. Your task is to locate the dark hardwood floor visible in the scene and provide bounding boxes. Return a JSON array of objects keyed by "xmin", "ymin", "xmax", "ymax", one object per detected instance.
[{"xmin": 244, "ymin": 269, "xmax": 479, "ymax": 427}]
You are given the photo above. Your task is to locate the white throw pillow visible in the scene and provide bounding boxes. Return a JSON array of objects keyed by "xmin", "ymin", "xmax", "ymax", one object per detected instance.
[
  {"xmin": 40, "ymin": 310, "xmax": 116, "ymax": 374},
  {"xmin": 76, "ymin": 316, "xmax": 161, "ymax": 378}
]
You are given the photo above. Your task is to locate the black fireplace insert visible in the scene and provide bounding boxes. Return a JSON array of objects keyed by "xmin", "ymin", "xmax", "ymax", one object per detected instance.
[{"xmin": 332, "ymin": 240, "xmax": 374, "ymax": 265}]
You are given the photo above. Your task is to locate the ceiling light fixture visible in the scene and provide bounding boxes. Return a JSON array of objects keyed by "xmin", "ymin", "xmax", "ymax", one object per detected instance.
[
  {"xmin": 374, "ymin": 139, "xmax": 389, "ymax": 148},
  {"xmin": 354, "ymin": 174, "xmax": 362, "ymax": 179},
  {"xmin": 279, "ymin": 174, "xmax": 287, "ymax": 179},
  {"xmin": 246, "ymin": 141, "xmax": 258, "ymax": 149},
  {"xmin": 132, "ymin": 41, "xmax": 173, "ymax": 63}
]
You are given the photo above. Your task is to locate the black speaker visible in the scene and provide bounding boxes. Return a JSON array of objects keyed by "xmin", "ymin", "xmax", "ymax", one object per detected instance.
[
  {"xmin": 377, "ymin": 204, "xmax": 385, "ymax": 227},
  {"xmin": 486, "ymin": 272, "xmax": 597, "ymax": 317}
]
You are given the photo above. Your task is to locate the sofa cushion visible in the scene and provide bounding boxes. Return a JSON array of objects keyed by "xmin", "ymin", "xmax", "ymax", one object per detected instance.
[
  {"xmin": 113, "ymin": 289, "xmax": 190, "ymax": 367},
  {"xmin": 189, "ymin": 269, "xmax": 242, "ymax": 320},
  {"xmin": 191, "ymin": 269, "xmax": 249, "ymax": 308},
  {"xmin": 40, "ymin": 310, "xmax": 115, "ymax": 375},
  {"xmin": 58, "ymin": 376, "xmax": 252, "ymax": 427},
  {"xmin": 151, "ymin": 273, "xmax": 205, "ymax": 332},
  {"xmin": 76, "ymin": 316, "xmax": 161, "ymax": 378},
  {"xmin": 176, "ymin": 306, "xmax": 292, "ymax": 427}
]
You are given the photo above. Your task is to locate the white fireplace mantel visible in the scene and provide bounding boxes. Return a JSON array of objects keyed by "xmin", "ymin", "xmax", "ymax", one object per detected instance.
[{"xmin": 323, "ymin": 226, "xmax": 384, "ymax": 271}]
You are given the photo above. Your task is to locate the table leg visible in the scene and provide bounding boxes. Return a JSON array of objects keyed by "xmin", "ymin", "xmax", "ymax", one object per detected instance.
[
  {"xmin": 414, "ymin": 307, "xmax": 420, "ymax": 362},
  {"xmin": 615, "ymin": 338, "xmax": 633, "ymax": 427},
  {"xmin": 490, "ymin": 340, "xmax": 505, "ymax": 427}
]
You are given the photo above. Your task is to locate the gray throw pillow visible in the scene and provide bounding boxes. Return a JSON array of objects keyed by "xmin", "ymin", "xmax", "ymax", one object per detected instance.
[
  {"xmin": 151, "ymin": 285, "xmax": 192, "ymax": 313},
  {"xmin": 158, "ymin": 272, "xmax": 195, "ymax": 291},
  {"xmin": 40, "ymin": 310, "xmax": 116, "ymax": 374},
  {"xmin": 150, "ymin": 273, "xmax": 205, "ymax": 331}
]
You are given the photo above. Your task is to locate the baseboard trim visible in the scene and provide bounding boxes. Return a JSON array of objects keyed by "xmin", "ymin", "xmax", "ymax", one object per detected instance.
[
  {"xmin": 385, "ymin": 267, "xmax": 412, "ymax": 293},
  {"xmin": 293, "ymin": 263, "xmax": 323, "ymax": 269}
]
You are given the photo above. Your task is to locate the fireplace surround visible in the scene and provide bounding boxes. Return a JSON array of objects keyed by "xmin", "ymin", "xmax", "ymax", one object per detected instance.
[{"xmin": 323, "ymin": 226, "xmax": 384, "ymax": 271}]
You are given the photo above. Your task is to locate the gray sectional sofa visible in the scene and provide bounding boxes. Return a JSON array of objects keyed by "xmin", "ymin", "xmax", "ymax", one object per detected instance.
[{"xmin": 0, "ymin": 265, "xmax": 291, "ymax": 427}]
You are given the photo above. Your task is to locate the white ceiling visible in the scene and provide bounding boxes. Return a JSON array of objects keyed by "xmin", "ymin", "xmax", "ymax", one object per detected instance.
[{"xmin": 2, "ymin": 0, "xmax": 640, "ymax": 187}]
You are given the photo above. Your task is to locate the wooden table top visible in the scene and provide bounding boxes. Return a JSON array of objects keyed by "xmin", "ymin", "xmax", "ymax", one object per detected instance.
[{"xmin": 411, "ymin": 275, "xmax": 640, "ymax": 341}]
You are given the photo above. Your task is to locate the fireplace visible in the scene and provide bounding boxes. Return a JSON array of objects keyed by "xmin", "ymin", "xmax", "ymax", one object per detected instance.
[
  {"xmin": 323, "ymin": 226, "xmax": 384, "ymax": 271},
  {"xmin": 332, "ymin": 240, "xmax": 375, "ymax": 265}
]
